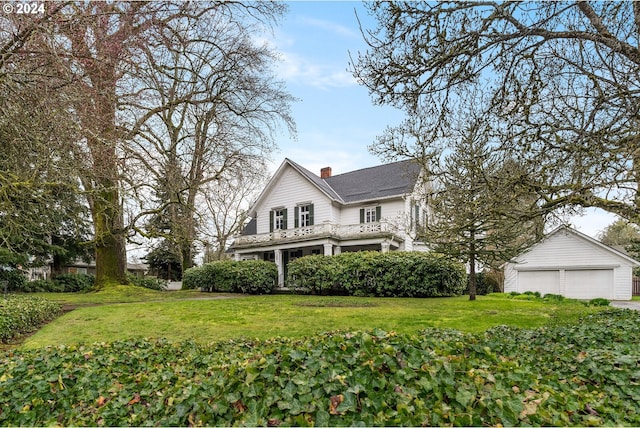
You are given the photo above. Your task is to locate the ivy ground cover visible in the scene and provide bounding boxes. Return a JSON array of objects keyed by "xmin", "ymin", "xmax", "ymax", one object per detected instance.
[
  {"xmin": 0, "ymin": 295, "xmax": 61, "ymax": 343},
  {"xmin": 1, "ymin": 309, "xmax": 639, "ymax": 426}
]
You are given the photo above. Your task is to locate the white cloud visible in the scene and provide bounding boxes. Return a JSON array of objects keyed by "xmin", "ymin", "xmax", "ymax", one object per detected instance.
[
  {"xmin": 269, "ymin": 130, "xmax": 382, "ymax": 177},
  {"xmin": 298, "ymin": 16, "xmax": 360, "ymax": 39},
  {"xmin": 276, "ymin": 51, "xmax": 356, "ymax": 89},
  {"xmin": 569, "ymin": 207, "xmax": 617, "ymax": 239}
]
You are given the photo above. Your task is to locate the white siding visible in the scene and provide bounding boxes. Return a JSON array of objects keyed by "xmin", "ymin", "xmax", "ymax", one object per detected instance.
[
  {"xmin": 504, "ymin": 228, "xmax": 635, "ymax": 300},
  {"xmin": 255, "ymin": 167, "xmax": 333, "ymax": 234},
  {"xmin": 340, "ymin": 199, "xmax": 407, "ymax": 225}
]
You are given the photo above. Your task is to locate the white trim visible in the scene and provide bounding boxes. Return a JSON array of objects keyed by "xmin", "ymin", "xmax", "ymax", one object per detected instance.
[
  {"xmin": 511, "ymin": 225, "xmax": 640, "ymax": 266},
  {"xmin": 514, "ymin": 264, "xmax": 620, "ymax": 271}
]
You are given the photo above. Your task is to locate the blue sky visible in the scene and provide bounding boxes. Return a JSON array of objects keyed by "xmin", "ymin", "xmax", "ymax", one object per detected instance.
[{"xmin": 266, "ymin": 1, "xmax": 616, "ymax": 238}]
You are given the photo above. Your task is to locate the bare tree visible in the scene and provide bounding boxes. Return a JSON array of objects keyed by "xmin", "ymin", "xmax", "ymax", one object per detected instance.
[
  {"xmin": 352, "ymin": 1, "xmax": 640, "ymax": 224},
  {"xmin": 3, "ymin": 1, "xmax": 293, "ymax": 286},
  {"xmin": 127, "ymin": 3, "xmax": 295, "ymax": 273},
  {"xmin": 199, "ymin": 163, "xmax": 268, "ymax": 262}
]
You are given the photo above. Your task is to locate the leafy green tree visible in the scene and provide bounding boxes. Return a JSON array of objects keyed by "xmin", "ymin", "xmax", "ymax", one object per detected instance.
[
  {"xmin": 144, "ymin": 241, "xmax": 183, "ymax": 281},
  {"xmin": 598, "ymin": 219, "xmax": 640, "ymax": 247},
  {"xmin": 352, "ymin": 1, "xmax": 640, "ymax": 224},
  {"xmin": 599, "ymin": 220, "xmax": 640, "ymax": 275}
]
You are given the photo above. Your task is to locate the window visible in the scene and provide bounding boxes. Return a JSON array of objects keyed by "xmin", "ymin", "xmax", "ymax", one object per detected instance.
[
  {"xmin": 295, "ymin": 204, "xmax": 314, "ymax": 228},
  {"xmin": 274, "ymin": 209, "xmax": 285, "ymax": 230},
  {"xmin": 269, "ymin": 208, "xmax": 287, "ymax": 232},
  {"xmin": 365, "ymin": 207, "xmax": 377, "ymax": 223},
  {"xmin": 360, "ymin": 206, "xmax": 382, "ymax": 223}
]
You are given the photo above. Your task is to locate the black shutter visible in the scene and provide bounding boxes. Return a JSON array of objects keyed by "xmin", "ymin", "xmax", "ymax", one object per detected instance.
[
  {"xmin": 283, "ymin": 208, "xmax": 288, "ymax": 229},
  {"xmin": 309, "ymin": 204, "xmax": 314, "ymax": 226},
  {"xmin": 294, "ymin": 206, "xmax": 299, "ymax": 228},
  {"xmin": 376, "ymin": 206, "xmax": 381, "ymax": 222},
  {"xmin": 269, "ymin": 210, "xmax": 274, "ymax": 232},
  {"xmin": 360, "ymin": 208, "xmax": 365, "ymax": 224}
]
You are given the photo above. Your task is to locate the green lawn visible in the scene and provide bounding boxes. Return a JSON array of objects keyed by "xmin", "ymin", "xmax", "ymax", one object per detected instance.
[{"xmin": 22, "ymin": 291, "xmax": 607, "ymax": 350}]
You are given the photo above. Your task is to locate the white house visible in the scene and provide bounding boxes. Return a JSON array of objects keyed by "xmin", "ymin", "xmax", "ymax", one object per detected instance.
[
  {"xmin": 504, "ymin": 226, "xmax": 639, "ymax": 300},
  {"xmin": 231, "ymin": 158, "xmax": 429, "ymax": 286}
]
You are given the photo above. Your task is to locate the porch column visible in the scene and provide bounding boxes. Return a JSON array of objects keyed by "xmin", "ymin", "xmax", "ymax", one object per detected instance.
[
  {"xmin": 274, "ymin": 249, "xmax": 284, "ymax": 287},
  {"xmin": 323, "ymin": 243, "xmax": 333, "ymax": 256},
  {"xmin": 334, "ymin": 246, "xmax": 342, "ymax": 255},
  {"xmin": 381, "ymin": 241, "xmax": 390, "ymax": 253},
  {"xmin": 233, "ymin": 252, "xmax": 241, "ymax": 261}
]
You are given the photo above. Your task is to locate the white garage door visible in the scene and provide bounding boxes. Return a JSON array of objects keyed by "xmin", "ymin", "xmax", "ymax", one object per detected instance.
[
  {"xmin": 565, "ymin": 269, "xmax": 613, "ymax": 300},
  {"xmin": 518, "ymin": 270, "xmax": 560, "ymax": 296}
]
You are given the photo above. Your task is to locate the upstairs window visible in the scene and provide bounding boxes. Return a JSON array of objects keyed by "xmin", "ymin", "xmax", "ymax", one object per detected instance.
[
  {"xmin": 295, "ymin": 204, "xmax": 314, "ymax": 228},
  {"xmin": 360, "ymin": 206, "xmax": 381, "ymax": 223},
  {"xmin": 269, "ymin": 208, "xmax": 287, "ymax": 232}
]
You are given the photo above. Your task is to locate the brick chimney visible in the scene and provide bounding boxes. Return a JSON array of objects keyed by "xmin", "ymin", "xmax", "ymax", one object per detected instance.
[{"xmin": 320, "ymin": 166, "xmax": 332, "ymax": 179}]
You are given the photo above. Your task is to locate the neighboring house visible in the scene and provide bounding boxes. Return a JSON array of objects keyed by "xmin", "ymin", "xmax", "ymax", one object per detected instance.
[
  {"xmin": 504, "ymin": 226, "xmax": 639, "ymax": 300},
  {"xmin": 231, "ymin": 158, "xmax": 429, "ymax": 287},
  {"xmin": 54, "ymin": 260, "xmax": 149, "ymax": 278}
]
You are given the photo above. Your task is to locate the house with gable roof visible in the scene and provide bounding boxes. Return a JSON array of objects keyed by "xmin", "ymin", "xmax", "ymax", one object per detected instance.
[{"xmin": 231, "ymin": 158, "xmax": 430, "ymax": 286}]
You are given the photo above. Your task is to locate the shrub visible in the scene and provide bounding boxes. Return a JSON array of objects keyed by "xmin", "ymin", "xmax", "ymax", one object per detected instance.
[
  {"xmin": 288, "ymin": 251, "xmax": 466, "ymax": 297},
  {"xmin": 0, "ymin": 268, "xmax": 27, "ymax": 292},
  {"xmin": 127, "ymin": 274, "xmax": 167, "ymax": 291},
  {"xmin": 543, "ymin": 293, "xmax": 565, "ymax": 302},
  {"xmin": 522, "ymin": 290, "xmax": 542, "ymax": 298},
  {"xmin": 0, "ymin": 295, "xmax": 62, "ymax": 343},
  {"xmin": 287, "ymin": 255, "xmax": 343, "ymax": 295},
  {"xmin": 587, "ymin": 297, "xmax": 610, "ymax": 307},
  {"xmin": 182, "ymin": 266, "xmax": 206, "ymax": 290},
  {"xmin": 465, "ymin": 272, "xmax": 497, "ymax": 296},
  {"xmin": 52, "ymin": 273, "xmax": 95, "ymax": 292},
  {"xmin": 183, "ymin": 260, "xmax": 276, "ymax": 294},
  {"xmin": 23, "ymin": 279, "xmax": 62, "ymax": 293}
]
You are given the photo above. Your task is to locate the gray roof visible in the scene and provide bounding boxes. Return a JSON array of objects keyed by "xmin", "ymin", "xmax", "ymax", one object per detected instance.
[
  {"xmin": 325, "ymin": 159, "xmax": 421, "ymax": 203},
  {"xmin": 238, "ymin": 158, "xmax": 422, "ymax": 236},
  {"xmin": 240, "ymin": 218, "xmax": 257, "ymax": 236}
]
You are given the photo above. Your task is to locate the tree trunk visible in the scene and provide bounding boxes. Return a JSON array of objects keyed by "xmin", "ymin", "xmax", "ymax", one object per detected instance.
[
  {"xmin": 633, "ymin": 141, "xmax": 640, "ymax": 225},
  {"xmin": 90, "ymin": 184, "xmax": 128, "ymax": 287},
  {"xmin": 469, "ymin": 238, "xmax": 477, "ymax": 301},
  {"xmin": 181, "ymin": 244, "xmax": 193, "ymax": 271}
]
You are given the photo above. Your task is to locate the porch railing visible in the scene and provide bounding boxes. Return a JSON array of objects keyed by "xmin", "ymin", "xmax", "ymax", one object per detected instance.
[{"xmin": 233, "ymin": 221, "xmax": 397, "ymax": 247}]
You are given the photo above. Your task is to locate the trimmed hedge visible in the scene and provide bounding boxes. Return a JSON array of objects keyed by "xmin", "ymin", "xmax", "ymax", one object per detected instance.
[
  {"xmin": 182, "ymin": 260, "xmax": 277, "ymax": 294},
  {"xmin": 0, "ymin": 295, "xmax": 62, "ymax": 343},
  {"xmin": 288, "ymin": 251, "xmax": 466, "ymax": 297},
  {"xmin": 127, "ymin": 274, "xmax": 168, "ymax": 291},
  {"xmin": 20, "ymin": 273, "xmax": 95, "ymax": 293}
]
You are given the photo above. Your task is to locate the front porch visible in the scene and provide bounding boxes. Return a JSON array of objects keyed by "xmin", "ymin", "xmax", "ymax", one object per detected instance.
[{"xmin": 232, "ymin": 221, "xmax": 405, "ymax": 287}]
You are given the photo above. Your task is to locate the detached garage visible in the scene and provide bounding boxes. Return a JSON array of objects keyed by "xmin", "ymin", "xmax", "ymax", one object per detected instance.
[{"xmin": 504, "ymin": 226, "xmax": 639, "ymax": 301}]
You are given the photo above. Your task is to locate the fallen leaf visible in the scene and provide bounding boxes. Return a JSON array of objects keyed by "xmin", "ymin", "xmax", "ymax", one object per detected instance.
[
  {"xmin": 329, "ymin": 394, "xmax": 344, "ymax": 415},
  {"xmin": 128, "ymin": 393, "xmax": 140, "ymax": 405},
  {"xmin": 233, "ymin": 400, "xmax": 246, "ymax": 412}
]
